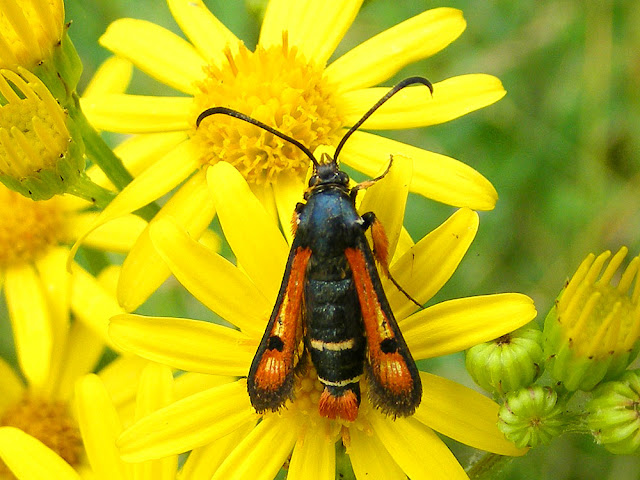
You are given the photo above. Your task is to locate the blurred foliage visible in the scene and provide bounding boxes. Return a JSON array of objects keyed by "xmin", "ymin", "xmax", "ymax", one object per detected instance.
[{"xmin": 0, "ymin": 0, "xmax": 636, "ymax": 478}]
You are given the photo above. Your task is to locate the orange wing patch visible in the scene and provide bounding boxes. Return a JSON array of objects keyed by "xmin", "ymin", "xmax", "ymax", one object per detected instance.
[
  {"xmin": 249, "ymin": 247, "xmax": 311, "ymax": 410},
  {"xmin": 344, "ymin": 247, "xmax": 420, "ymax": 415}
]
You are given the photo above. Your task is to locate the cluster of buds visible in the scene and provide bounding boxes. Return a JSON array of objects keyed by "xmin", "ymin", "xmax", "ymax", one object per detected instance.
[{"xmin": 467, "ymin": 247, "xmax": 640, "ymax": 452}]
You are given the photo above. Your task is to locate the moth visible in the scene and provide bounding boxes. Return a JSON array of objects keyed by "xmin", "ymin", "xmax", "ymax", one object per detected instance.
[{"xmin": 197, "ymin": 77, "xmax": 432, "ymax": 421}]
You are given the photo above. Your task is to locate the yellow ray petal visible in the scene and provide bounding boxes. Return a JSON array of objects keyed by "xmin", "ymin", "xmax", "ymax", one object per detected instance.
[
  {"xmin": 414, "ymin": 372, "xmax": 527, "ymax": 456},
  {"xmin": 260, "ymin": 0, "xmax": 363, "ymax": 65},
  {"xmin": 82, "ymin": 56, "xmax": 133, "ymax": 98},
  {"xmin": 98, "ymin": 355, "xmax": 149, "ymax": 413},
  {"xmin": 68, "ymin": 139, "xmax": 199, "ymax": 267},
  {"xmin": 117, "ymin": 171, "xmax": 215, "ymax": 312},
  {"xmin": 69, "ymin": 264, "xmax": 124, "ymax": 347},
  {"xmin": 0, "ymin": 427, "xmax": 81, "ymax": 480},
  {"xmin": 212, "ymin": 414, "xmax": 299, "ymax": 480},
  {"xmin": 100, "ymin": 18, "xmax": 206, "ymax": 94},
  {"xmin": 118, "ymin": 380, "xmax": 257, "ymax": 462},
  {"xmin": 167, "ymin": 0, "xmax": 241, "ymax": 63},
  {"xmin": 288, "ymin": 426, "xmax": 335, "ymax": 480},
  {"xmin": 173, "ymin": 372, "xmax": 236, "ymax": 401},
  {"xmin": 369, "ymin": 414, "xmax": 468, "ymax": 480},
  {"xmin": 80, "ymin": 94, "xmax": 192, "ymax": 133},
  {"xmin": 273, "ymin": 170, "xmax": 306, "ymax": 245},
  {"xmin": 403, "ymin": 293, "xmax": 537, "ymax": 359},
  {"xmin": 180, "ymin": 423, "xmax": 254, "ymax": 480},
  {"xmin": 134, "ymin": 364, "xmax": 178, "ymax": 480},
  {"xmin": 349, "ymin": 425, "xmax": 405, "ymax": 480},
  {"xmin": 386, "ymin": 208, "xmax": 478, "ymax": 319},
  {"xmin": 341, "ymin": 74, "xmax": 506, "ymax": 129},
  {"xmin": 325, "ymin": 8, "xmax": 466, "ymax": 93},
  {"xmin": 68, "ymin": 213, "xmax": 147, "ymax": 253},
  {"xmin": 47, "ymin": 321, "xmax": 104, "ymax": 402},
  {"xmin": 4, "ymin": 263, "xmax": 52, "ymax": 390},
  {"xmin": 207, "ymin": 162, "xmax": 289, "ymax": 301},
  {"xmin": 149, "ymin": 218, "xmax": 269, "ymax": 336},
  {"xmin": 358, "ymin": 154, "xmax": 412, "ymax": 261},
  {"xmin": 76, "ymin": 375, "xmax": 132, "ymax": 480},
  {"xmin": 109, "ymin": 314, "xmax": 256, "ymax": 376},
  {"xmin": 340, "ymin": 131, "xmax": 497, "ymax": 210},
  {"xmin": 0, "ymin": 358, "xmax": 25, "ymax": 412}
]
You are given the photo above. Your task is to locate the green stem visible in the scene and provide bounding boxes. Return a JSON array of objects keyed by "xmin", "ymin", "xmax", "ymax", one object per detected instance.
[
  {"xmin": 467, "ymin": 453, "xmax": 513, "ymax": 480},
  {"xmin": 66, "ymin": 173, "xmax": 115, "ymax": 209}
]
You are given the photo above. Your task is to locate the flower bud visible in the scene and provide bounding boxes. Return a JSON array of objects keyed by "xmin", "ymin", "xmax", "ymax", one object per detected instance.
[
  {"xmin": 587, "ymin": 370, "xmax": 640, "ymax": 454},
  {"xmin": 466, "ymin": 326, "xmax": 543, "ymax": 395},
  {"xmin": 0, "ymin": 68, "xmax": 85, "ymax": 200},
  {"xmin": 543, "ymin": 248, "xmax": 640, "ymax": 391},
  {"xmin": 498, "ymin": 386, "xmax": 565, "ymax": 448}
]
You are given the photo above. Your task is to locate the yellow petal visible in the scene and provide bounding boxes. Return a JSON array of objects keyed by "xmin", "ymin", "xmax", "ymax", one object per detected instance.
[
  {"xmin": 260, "ymin": 0, "xmax": 363, "ymax": 65},
  {"xmin": 0, "ymin": 358, "xmax": 25, "ymax": 412},
  {"xmin": 68, "ymin": 140, "xmax": 199, "ymax": 267},
  {"xmin": 98, "ymin": 355, "xmax": 150, "ymax": 413},
  {"xmin": 349, "ymin": 425, "xmax": 405, "ymax": 480},
  {"xmin": 68, "ymin": 213, "xmax": 147, "ymax": 253},
  {"xmin": 80, "ymin": 94, "xmax": 192, "ymax": 133},
  {"xmin": 180, "ymin": 423, "xmax": 254, "ymax": 480},
  {"xmin": 415, "ymin": 372, "xmax": 527, "ymax": 456},
  {"xmin": 403, "ymin": 293, "xmax": 537, "ymax": 359},
  {"xmin": 167, "ymin": 0, "xmax": 241, "ymax": 64},
  {"xmin": 288, "ymin": 426, "xmax": 335, "ymax": 480},
  {"xmin": 118, "ymin": 171, "xmax": 215, "ymax": 312},
  {"xmin": 134, "ymin": 364, "xmax": 178, "ymax": 480},
  {"xmin": 118, "ymin": 380, "xmax": 257, "ymax": 462},
  {"xmin": 76, "ymin": 375, "xmax": 132, "ymax": 480},
  {"xmin": 386, "ymin": 208, "xmax": 478, "ymax": 319},
  {"xmin": 109, "ymin": 314, "xmax": 256, "ymax": 376},
  {"xmin": 69, "ymin": 264, "xmax": 124, "ymax": 347},
  {"xmin": 212, "ymin": 414, "xmax": 299, "ymax": 480},
  {"xmin": 369, "ymin": 414, "xmax": 467, "ymax": 480},
  {"xmin": 173, "ymin": 372, "xmax": 236, "ymax": 401},
  {"xmin": 326, "ymin": 8, "xmax": 466, "ymax": 92},
  {"xmin": 207, "ymin": 162, "xmax": 289, "ymax": 301},
  {"xmin": 0, "ymin": 427, "xmax": 80, "ymax": 480},
  {"xmin": 47, "ymin": 321, "xmax": 104, "ymax": 402},
  {"xmin": 82, "ymin": 56, "xmax": 133, "ymax": 98},
  {"xmin": 358, "ymin": 154, "xmax": 412, "ymax": 261},
  {"xmin": 4, "ymin": 263, "xmax": 52, "ymax": 390},
  {"xmin": 100, "ymin": 18, "xmax": 206, "ymax": 94},
  {"xmin": 341, "ymin": 74, "xmax": 506, "ymax": 129},
  {"xmin": 273, "ymin": 170, "xmax": 305, "ymax": 245},
  {"xmin": 148, "ymin": 217, "xmax": 269, "ymax": 336},
  {"xmin": 340, "ymin": 131, "xmax": 497, "ymax": 210}
]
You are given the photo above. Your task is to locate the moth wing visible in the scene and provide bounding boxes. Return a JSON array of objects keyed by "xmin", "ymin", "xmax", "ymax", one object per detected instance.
[
  {"xmin": 345, "ymin": 238, "xmax": 422, "ymax": 416},
  {"xmin": 247, "ymin": 244, "xmax": 312, "ymax": 413}
]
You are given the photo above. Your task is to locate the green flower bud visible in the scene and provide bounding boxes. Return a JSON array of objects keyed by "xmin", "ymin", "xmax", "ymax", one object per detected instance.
[
  {"xmin": 466, "ymin": 326, "xmax": 543, "ymax": 395},
  {"xmin": 0, "ymin": 68, "xmax": 85, "ymax": 200},
  {"xmin": 498, "ymin": 386, "xmax": 565, "ymax": 448},
  {"xmin": 543, "ymin": 248, "xmax": 640, "ymax": 391},
  {"xmin": 587, "ymin": 370, "xmax": 640, "ymax": 454}
]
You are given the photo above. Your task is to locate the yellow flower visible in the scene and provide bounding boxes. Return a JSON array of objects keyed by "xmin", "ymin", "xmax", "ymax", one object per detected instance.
[
  {"xmin": 78, "ymin": 0, "xmax": 505, "ymax": 308},
  {"xmin": 0, "ymin": 0, "xmax": 64, "ymax": 70},
  {"xmin": 0, "ymin": 363, "xmax": 231, "ymax": 479},
  {"xmin": 109, "ymin": 159, "xmax": 536, "ymax": 479}
]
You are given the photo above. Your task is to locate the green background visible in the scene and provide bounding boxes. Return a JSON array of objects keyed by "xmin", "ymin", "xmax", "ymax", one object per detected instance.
[{"xmin": 5, "ymin": 1, "xmax": 640, "ymax": 478}]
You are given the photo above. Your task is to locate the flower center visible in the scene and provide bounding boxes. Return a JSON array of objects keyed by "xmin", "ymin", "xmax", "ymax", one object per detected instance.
[
  {"xmin": 0, "ymin": 184, "xmax": 65, "ymax": 266},
  {"xmin": 0, "ymin": 69, "xmax": 71, "ymax": 182},
  {"xmin": 0, "ymin": 396, "xmax": 82, "ymax": 470},
  {"xmin": 192, "ymin": 36, "xmax": 344, "ymax": 185}
]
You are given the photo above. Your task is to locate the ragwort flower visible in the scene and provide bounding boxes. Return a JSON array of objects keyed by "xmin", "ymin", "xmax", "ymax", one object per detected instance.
[
  {"xmin": 108, "ymin": 159, "xmax": 536, "ymax": 479},
  {"xmin": 78, "ymin": 0, "xmax": 506, "ymax": 308}
]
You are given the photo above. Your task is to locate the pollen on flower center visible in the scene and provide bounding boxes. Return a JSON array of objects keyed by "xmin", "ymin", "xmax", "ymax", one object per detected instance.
[
  {"xmin": 0, "ymin": 184, "xmax": 65, "ymax": 266},
  {"xmin": 0, "ymin": 396, "xmax": 82, "ymax": 469},
  {"xmin": 192, "ymin": 36, "xmax": 344, "ymax": 185}
]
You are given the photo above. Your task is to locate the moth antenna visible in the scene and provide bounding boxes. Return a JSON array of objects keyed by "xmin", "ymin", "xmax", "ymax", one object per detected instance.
[
  {"xmin": 196, "ymin": 106, "xmax": 319, "ymax": 168},
  {"xmin": 334, "ymin": 77, "xmax": 433, "ymax": 162}
]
